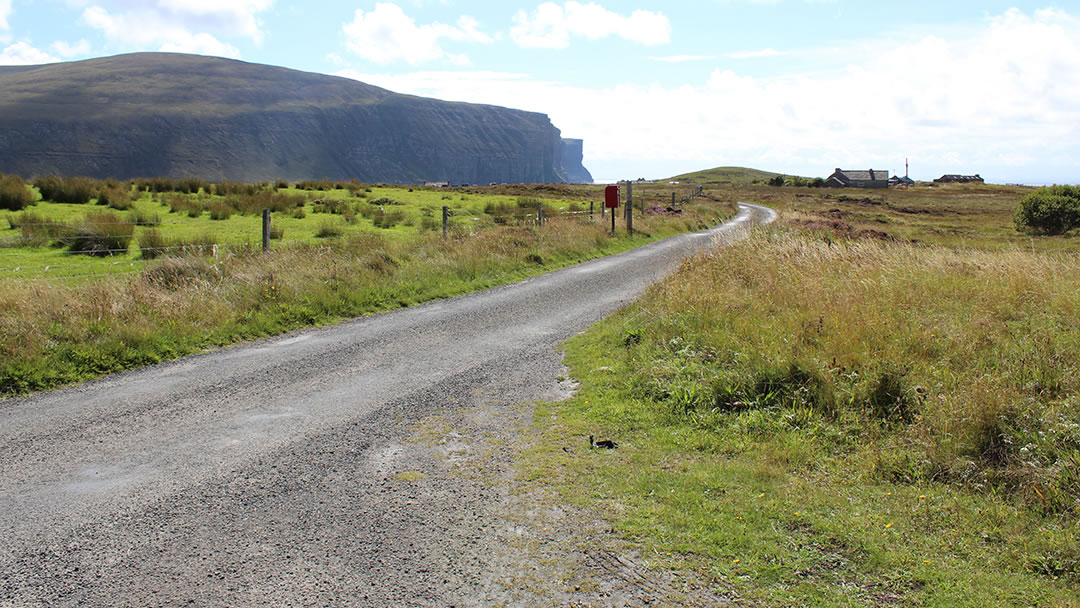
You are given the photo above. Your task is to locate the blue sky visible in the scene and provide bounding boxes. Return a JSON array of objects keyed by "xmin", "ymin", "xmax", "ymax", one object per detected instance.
[{"xmin": 1, "ymin": 1, "xmax": 1078, "ymax": 184}]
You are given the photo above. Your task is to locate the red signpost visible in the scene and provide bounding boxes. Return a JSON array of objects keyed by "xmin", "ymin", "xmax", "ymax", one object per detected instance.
[{"xmin": 604, "ymin": 185, "xmax": 619, "ymax": 234}]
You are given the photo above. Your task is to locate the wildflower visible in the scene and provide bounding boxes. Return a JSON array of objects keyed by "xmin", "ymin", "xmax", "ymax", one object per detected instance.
[{"xmin": 885, "ymin": 523, "xmax": 893, "ymax": 529}]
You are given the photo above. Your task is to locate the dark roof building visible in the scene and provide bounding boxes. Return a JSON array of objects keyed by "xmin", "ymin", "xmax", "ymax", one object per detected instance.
[
  {"xmin": 934, "ymin": 174, "xmax": 984, "ymax": 184},
  {"xmin": 824, "ymin": 168, "xmax": 890, "ymax": 189},
  {"xmin": 888, "ymin": 175, "xmax": 916, "ymax": 187}
]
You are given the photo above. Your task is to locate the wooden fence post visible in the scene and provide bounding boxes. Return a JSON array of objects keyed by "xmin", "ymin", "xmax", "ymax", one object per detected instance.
[
  {"xmin": 262, "ymin": 209, "xmax": 271, "ymax": 253},
  {"xmin": 442, "ymin": 206, "xmax": 449, "ymax": 237}
]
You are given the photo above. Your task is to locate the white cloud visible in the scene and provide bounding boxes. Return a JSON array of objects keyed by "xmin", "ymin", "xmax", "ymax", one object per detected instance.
[
  {"xmin": 726, "ymin": 48, "xmax": 786, "ymax": 59},
  {"xmin": 0, "ymin": 0, "xmax": 11, "ymax": 30},
  {"xmin": 82, "ymin": 5, "xmax": 240, "ymax": 57},
  {"xmin": 51, "ymin": 39, "xmax": 93, "ymax": 58},
  {"xmin": 510, "ymin": 2, "xmax": 670, "ymax": 49},
  {"xmin": 155, "ymin": 0, "xmax": 271, "ymax": 43},
  {"xmin": 339, "ymin": 8, "xmax": 1080, "ymax": 184},
  {"xmin": 649, "ymin": 55, "xmax": 715, "ymax": 63},
  {"xmin": 343, "ymin": 3, "xmax": 492, "ymax": 65},
  {"xmin": 76, "ymin": 1, "xmax": 269, "ymax": 56},
  {"xmin": 0, "ymin": 42, "xmax": 59, "ymax": 65}
]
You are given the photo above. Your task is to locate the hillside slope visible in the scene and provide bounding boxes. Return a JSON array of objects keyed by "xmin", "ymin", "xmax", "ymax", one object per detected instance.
[
  {"xmin": 0, "ymin": 53, "xmax": 592, "ymax": 184},
  {"xmin": 668, "ymin": 166, "xmax": 785, "ymax": 184}
]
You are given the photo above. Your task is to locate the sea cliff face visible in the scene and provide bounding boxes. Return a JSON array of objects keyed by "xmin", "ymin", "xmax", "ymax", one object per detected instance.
[
  {"xmin": 560, "ymin": 138, "xmax": 593, "ymax": 184},
  {"xmin": 0, "ymin": 53, "xmax": 591, "ymax": 184}
]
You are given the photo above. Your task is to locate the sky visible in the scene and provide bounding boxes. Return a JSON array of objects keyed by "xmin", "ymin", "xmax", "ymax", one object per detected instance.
[{"xmin": 1, "ymin": 1, "xmax": 1079, "ymax": 184}]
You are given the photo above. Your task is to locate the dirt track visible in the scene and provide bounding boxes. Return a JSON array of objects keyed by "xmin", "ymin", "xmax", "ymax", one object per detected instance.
[{"xmin": 0, "ymin": 204, "xmax": 774, "ymax": 607}]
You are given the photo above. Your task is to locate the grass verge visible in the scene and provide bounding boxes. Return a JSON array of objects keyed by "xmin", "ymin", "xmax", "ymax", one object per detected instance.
[
  {"xmin": 525, "ymin": 228, "xmax": 1080, "ymax": 607},
  {"xmin": 0, "ymin": 205, "xmax": 732, "ymax": 397}
]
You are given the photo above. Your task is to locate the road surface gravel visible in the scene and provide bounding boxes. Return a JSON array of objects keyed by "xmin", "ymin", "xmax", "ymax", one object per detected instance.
[{"xmin": 0, "ymin": 203, "xmax": 775, "ymax": 607}]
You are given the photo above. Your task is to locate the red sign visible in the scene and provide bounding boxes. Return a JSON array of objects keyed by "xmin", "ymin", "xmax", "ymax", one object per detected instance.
[{"xmin": 604, "ymin": 185, "xmax": 620, "ymax": 208}]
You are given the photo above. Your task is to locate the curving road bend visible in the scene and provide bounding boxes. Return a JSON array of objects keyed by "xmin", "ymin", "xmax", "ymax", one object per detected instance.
[{"xmin": 0, "ymin": 203, "xmax": 776, "ymax": 607}]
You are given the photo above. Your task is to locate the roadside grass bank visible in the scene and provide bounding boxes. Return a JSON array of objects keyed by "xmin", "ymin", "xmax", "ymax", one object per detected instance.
[
  {"xmin": 527, "ymin": 229, "xmax": 1080, "ymax": 606},
  {"xmin": 0, "ymin": 204, "xmax": 733, "ymax": 397}
]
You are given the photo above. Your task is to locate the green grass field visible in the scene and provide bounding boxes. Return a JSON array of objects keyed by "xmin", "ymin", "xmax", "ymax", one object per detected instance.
[
  {"xmin": 0, "ymin": 180, "xmax": 734, "ymax": 395},
  {"xmin": 0, "ymin": 184, "xmax": 606, "ymax": 281},
  {"xmin": 526, "ymin": 181, "xmax": 1080, "ymax": 607}
]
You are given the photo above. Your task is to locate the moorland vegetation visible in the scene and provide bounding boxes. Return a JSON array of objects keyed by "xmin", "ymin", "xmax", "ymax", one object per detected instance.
[
  {"xmin": 0, "ymin": 175, "xmax": 726, "ymax": 395},
  {"xmin": 528, "ymin": 181, "xmax": 1080, "ymax": 607}
]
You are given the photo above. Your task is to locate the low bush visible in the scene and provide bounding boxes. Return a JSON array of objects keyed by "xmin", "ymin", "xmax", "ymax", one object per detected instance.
[
  {"xmin": 128, "ymin": 210, "xmax": 161, "ymax": 226},
  {"xmin": 10, "ymin": 212, "xmax": 65, "ymax": 246},
  {"xmin": 63, "ymin": 212, "xmax": 134, "ymax": 256},
  {"xmin": 315, "ymin": 222, "xmax": 343, "ymax": 238},
  {"xmin": 213, "ymin": 181, "xmax": 260, "ymax": 197},
  {"xmin": 296, "ymin": 179, "xmax": 335, "ymax": 191},
  {"xmin": 0, "ymin": 173, "xmax": 34, "ymax": 211},
  {"xmin": 207, "ymin": 201, "xmax": 233, "ymax": 220},
  {"xmin": 96, "ymin": 186, "xmax": 133, "ymax": 210},
  {"xmin": 1015, "ymin": 185, "xmax": 1080, "ymax": 235},
  {"xmin": 371, "ymin": 208, "xmax": 405, "ymax": 229},
  {"xmin": 33, "ymin": 176, "xmax": 99, "ymax": 205},
  {"xmin": 312, "ymin": 198, "xmax": 352, "ymax": 215}
]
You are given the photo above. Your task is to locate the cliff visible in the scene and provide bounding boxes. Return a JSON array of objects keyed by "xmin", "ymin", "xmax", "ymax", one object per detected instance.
[
  {"xmin": 0, "ymin": 53, "xmax": 591, "ymax": 184},
  {"xmin": 560, "ymin": 138, "xmax": 593, "ymax": 184}
]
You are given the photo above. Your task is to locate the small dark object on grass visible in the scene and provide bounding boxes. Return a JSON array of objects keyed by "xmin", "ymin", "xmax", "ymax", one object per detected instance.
[{"xmin": 589, "ymin": 435, "xmax": 617, "ymax": 449}]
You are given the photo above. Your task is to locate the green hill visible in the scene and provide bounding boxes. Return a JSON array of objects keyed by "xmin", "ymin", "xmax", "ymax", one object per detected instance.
[
  {"xmin": 0, "ymin": 52, "xmax": 592, "ymax": 184},
  {"xmin": 667, "ymin": 166, "xmax": 788, "ymax": 184}
]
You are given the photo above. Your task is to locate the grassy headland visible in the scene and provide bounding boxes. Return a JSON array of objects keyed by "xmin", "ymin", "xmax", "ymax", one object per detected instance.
[
  {"xmin": 668, "ymin": 166, "xmax": 787, "ymax": 185},
  {"xmin": 527, "ymin": 181, "xmax": 1080, "ymax": 606}
]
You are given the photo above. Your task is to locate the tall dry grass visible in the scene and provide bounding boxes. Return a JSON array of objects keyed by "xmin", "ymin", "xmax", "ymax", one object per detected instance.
[{"xmin": 628, "ymin": 231, "xmax": 1080, "ymax": 514}]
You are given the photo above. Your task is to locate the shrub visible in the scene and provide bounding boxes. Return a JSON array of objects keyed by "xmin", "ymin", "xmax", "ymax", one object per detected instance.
[
  {"xmin": 33, "ymin": 176, "xmax": 99, "ymax": 204},
  {"xmin": 315, "ymin": 222, "xmax": 344, "ymax": 238},
  {"xmin": 63, "ymin": 212, "xmax": 134, "ymax": 256},
  {"xmin": 0, "ymin": 173, "xmax": 34, "ymax": 211},
  {"xmin": 96, "ymin": 186, "xmax": 133, "ymax": 210},
  {"xmin": 312, "ymin": 198, "xmax": 352, "ymax": 215},
  {"xmin": 208, "ymin": 201, "xmax": 233, "ymax": 220},
  {"xmin": 1015, "ymin": 186, "xmax": 1080, "ymax": 235},
  {"xmin": 137, "ymin": 229, "xmax": 167, "ymax": 260},
  {"xmin": 128, "ymin": 210, "xmax": 161, "ymax": 226},
  {"xmin": 296, "ymin": 179, "xmax": 335, "ymax": 191},
  {"xmin": 371, "ymin": 208, "xmax": 405, "ymax": 229},
  {"xmin": 213, "ymin": 181, "xmax": 260, "ymax": 197},
  {"xmin": 10, "ymin": 212, "xmax": 65, "ymax": 246}
]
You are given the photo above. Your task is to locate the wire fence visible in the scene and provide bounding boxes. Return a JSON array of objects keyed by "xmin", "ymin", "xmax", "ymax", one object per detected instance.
[{"xmin": 0, "ymin": 186, "xmax": 706, "ymax": 285}]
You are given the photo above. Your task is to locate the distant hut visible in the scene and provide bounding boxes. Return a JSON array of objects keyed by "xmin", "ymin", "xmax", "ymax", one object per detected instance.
[
  {"xmin": 824, "ymin": 168, "xmax": 890, "ymax": 189},
  {"xmin": 934, "ymin": 174, "xmax": 984, "ymax": 184}
]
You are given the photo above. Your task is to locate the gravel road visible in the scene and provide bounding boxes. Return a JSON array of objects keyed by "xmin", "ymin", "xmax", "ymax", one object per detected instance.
[{"xmin": 0, "ymin": 203, "xmax": 775, "ymax": 607}]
